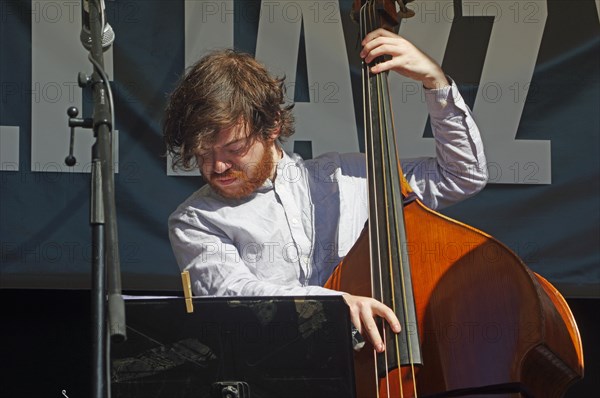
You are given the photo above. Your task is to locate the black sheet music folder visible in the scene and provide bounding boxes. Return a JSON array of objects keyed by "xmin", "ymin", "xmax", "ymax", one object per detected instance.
[{"xmin": 111, "ymin": 296, "xmax": 356, "ymax": 398}]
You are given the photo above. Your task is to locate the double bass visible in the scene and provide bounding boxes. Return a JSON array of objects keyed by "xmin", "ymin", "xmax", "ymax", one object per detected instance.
[{"xmin": 325, "ymin": 1, "xmax": 584, "ymax": 397}]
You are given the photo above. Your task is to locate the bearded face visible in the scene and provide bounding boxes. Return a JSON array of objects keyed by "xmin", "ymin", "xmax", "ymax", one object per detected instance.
[{"xmin": 196, "ymin": 123, "xmax": 280, "ymax": 200}]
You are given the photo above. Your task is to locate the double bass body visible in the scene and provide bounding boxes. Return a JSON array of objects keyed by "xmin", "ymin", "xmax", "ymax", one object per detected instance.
[{"xmin": 327, "ymin": 197, "xmax": 584, "ymax": 397}]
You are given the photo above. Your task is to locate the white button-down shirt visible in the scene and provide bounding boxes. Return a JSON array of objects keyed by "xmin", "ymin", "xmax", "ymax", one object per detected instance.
[{"xmin": 169, "ymin": 81, "xmax": 487, "ymax": 297}]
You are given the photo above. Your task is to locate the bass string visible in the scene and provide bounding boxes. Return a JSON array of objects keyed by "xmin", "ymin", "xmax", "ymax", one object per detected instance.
[{"xmin": 359, "ymin": 4, "xmax": 387, "ymax": 395}]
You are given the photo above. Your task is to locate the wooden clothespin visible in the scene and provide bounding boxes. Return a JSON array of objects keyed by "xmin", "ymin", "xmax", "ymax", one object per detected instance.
[{"xmin": 181, "ymin": 270, "xmax": 194, "ymax": 313}]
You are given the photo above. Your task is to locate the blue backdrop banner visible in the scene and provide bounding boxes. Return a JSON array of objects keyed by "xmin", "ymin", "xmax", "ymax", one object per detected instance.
[{"xmin": 1, "ymin": 0, "xmax": 598, "ymax": 296}]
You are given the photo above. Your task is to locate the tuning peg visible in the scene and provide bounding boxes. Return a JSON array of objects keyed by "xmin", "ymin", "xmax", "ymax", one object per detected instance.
[{"xmin": 397, "ymin": 0, "xmax": 415, "ymax": 19}]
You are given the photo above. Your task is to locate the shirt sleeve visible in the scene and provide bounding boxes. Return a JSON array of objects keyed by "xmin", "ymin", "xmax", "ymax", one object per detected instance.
[
  {"xmin": 169, "ymin": 207, "xmax": 340, "ymax": 297},
  {"xmin": 401, "ymin": 78, "xmax": 488, "ymax": 209}
]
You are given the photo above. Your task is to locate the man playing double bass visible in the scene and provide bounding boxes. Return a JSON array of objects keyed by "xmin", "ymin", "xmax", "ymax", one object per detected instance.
[{"xmin": 164, "ymin": 29, "xmax": 488, "ymax": 352}]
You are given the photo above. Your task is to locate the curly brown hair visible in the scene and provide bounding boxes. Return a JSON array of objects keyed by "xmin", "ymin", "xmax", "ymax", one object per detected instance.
[{"xmin": 163, "ymin": 49, "xmax": 295, "ymax": 171}]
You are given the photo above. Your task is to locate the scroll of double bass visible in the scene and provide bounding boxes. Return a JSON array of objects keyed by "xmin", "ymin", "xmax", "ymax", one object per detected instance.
[{"xmin": 325, "ymin": 1, "xmax": 584, "ymax": 397}]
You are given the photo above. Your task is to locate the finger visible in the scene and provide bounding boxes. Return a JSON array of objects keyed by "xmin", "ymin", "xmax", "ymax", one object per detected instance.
[
  {"xmin": 370, "ymin": 58, "xmax": 402, "ymax": 75},
  {"xmin": 363, "ymin": 43, "xmax": 402, "ymax": 65},
  {"xmin": 362, "ymin": 28, "xmax": 397, "ymax": 45},
  {"xmin": 348, "ymin": 308, "xmax": 363, "ymax": 336},
  {"xmin": 342, "ymin": 294, "xmax": 364, "ymax": 335},
  {"xmin": 377, "ymin": 305, "xmax": 402, "ymax": 334},
  {"xmin": 360, "ymin": 37, "xmax": 397, "ymax": 60},
  {"xmin": 360, "ymin": 308, "xmax": 386, "ymax": 353}
]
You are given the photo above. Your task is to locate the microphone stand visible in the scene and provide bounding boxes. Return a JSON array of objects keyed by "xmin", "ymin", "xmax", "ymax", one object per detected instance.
[{"xmin": 66, "ymin": 2, "xmax": 126, "ymax": 397}]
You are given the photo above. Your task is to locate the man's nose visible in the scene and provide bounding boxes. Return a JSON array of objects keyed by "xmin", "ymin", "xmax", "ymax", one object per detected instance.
[{"xmin": 212, "ymin": 156, "xmax": 231, "ymax": 174}]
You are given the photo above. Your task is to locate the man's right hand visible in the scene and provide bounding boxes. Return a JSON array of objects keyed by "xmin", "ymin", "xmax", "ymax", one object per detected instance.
[{"xmin": 342, "ymin": 293, "xmax": 401, "ymax": 353}]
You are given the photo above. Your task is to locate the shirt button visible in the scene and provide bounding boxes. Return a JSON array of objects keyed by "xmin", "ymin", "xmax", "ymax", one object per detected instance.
[{"xmin": 291, "ymin": 218, "xmax": 299, "ymax": 225}]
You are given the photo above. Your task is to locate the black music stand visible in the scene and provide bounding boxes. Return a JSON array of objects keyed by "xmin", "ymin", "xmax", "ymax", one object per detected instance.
[{"xmin": 111, "ymin": 296, "xmax": 356, "ymax": 398}]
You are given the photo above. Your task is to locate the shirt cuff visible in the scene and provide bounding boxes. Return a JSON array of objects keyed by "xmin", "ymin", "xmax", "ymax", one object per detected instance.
[{"xmin": 424, "ymin": 76, "xmax": 470, "ymax": 119}]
